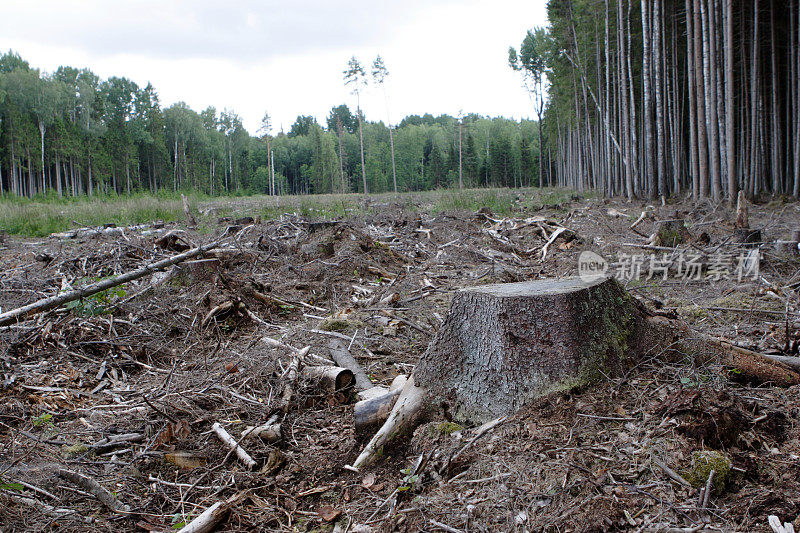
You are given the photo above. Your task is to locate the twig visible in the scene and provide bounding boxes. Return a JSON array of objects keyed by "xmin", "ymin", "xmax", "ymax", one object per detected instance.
[
  {"xmin": 451, "ymin": 416, "xmax": 507, "ymax": 463},
  {"xmin": 652, "ymin": 457, "xmax": 693, "ymax": 488},
  {"xmin": 141, "ymin": 394, "xmax": 179, "ymax": 423},
  {"xmin": 701, "ymin": 469, "xmax": 714, "ymax": 509},
  {"xmin": 429, "ymin": 519, "xmax": 464, "ymax": 533}
]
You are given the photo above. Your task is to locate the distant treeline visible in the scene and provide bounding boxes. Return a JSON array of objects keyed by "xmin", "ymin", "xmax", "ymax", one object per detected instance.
[{"xmin": 0, "ymin": 51, "xmax": 541, "ymax": 198}]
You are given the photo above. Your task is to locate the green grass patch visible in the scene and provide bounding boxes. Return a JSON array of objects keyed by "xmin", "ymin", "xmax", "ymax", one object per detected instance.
[{"xmin": 0, "ymin": 187, "xmax": 581, "ymax": 237}]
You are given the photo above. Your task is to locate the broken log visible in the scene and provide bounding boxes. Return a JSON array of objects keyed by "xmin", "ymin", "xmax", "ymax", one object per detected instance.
[
  {"xmin": 351, "ymin": 376, "xmax": 428, "ymax": 469},
  {"xmin": 302, "ymin": 365, "xmax": 355, "ymax": 392},
  {"xmin": 328, "ymin": 339, "xmax": 372, "ymax": 391},
  {"xmin": 0, "ymin": 239, "xmax": 223, "ymax": 327},
  {"xmin": 354, "ymin": 375, "xmax": 409, "ymax": 431}
]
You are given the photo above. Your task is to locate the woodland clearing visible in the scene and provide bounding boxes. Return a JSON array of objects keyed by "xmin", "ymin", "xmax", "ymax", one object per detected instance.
[{"xmin": 0, "ymin": 188, "xmax": 799, "ymax": 532}]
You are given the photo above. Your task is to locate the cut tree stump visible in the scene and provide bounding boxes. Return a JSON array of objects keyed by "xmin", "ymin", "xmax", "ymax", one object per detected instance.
[
  {"xmin": 351, "ymin": 276, "xmax": 800, "ymax": 469},
  {"xmin": 415, "ymin": 277, "xmax": 651, "ymax": 423}
]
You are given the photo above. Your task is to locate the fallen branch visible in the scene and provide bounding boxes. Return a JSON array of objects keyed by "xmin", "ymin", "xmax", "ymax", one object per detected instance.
[
  {"xmin": 242, "ymin": 413, "xmax": 282, "ymax": 442},
  {"xmin": 57, "ymin": 469, "xmax": 131, "ymax": 514},
  {"xmin": 201, "ymin": 301, "xmax": 235, "ymax": 329},
  {"xmin": 0, "ymin": 238, "xmax": 224, "ymax": 327},
  {"xmin": 176, "ymin": 493, "xmax": 243, "ymax": 533},
  {"xmin": 260, "ymin": 336, "xmax": 333, "ymax": 366},
  {"xmin": 212, "ymin": 422, "xmax": 257, "ymax": 469},
  {"xmin": 652, "ymin": 457, "xmax": 692, "ymax": 488},
  {"xmin": 3, "ymin": 493, "xmax": 94, "ymax": 524},
  {"xmin": 539, "ymin": 227, "xmax": 567, "ymax": 261}
]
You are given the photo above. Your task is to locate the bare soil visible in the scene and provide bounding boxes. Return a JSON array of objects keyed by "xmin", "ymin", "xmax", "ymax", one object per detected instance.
[{"xmin": 1, "ymin": 191, "xmax": 799, "ymax": 532}]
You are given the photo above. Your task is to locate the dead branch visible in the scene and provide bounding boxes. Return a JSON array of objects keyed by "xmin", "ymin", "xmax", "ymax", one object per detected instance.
[
  {"xmin": 211, "ymin": 422, "xmax": 257, "ymax": 469},
  {"xmin": 0, "ymin": 238, "xmax": 224, "ymax": 327},
  {"xmin": 57, "ymin": 469, "xmax": 131, "ymax": 514},
  {"xmin": 652, "ymin": 457, "xmax": 693, "ymax": 488},
  {"xmin": 242, "ymin": 413, "xmax": 282, "ymax": 442},
  {"xmin": 3, "ymin": 493, "xmax": 94, "ymax": 524},
  {"xmin": 540, "ymin": 227, "xmax": 567, "ymax": 262},
  {"xmin": 176, "ymin": 493, "xmax": 243, "ymax": 533}
]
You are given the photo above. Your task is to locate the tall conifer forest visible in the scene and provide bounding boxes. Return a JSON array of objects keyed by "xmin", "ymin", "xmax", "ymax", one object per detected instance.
[
  {"xmin": 537, "ymin": 0, "xmax": 800, "ymax": 201},
  {"xmin": 0, "ymin": 51, "xmax": 541, "ymax": 198}
]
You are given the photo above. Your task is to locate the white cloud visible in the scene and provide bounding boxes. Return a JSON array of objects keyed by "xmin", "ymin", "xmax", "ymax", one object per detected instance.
[{"xmin": 0, "ymin": 0, "xmax": 549, "ymax": 133}]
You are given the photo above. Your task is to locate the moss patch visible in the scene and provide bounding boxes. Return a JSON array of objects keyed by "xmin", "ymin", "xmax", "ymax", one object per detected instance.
[
  {"xmin": 684, "ymin": 450, "xmax": 733, "ymax": 492},
  {"xmin": 319, "ymin": 318, "xmax": 354, "ymax": 332}
]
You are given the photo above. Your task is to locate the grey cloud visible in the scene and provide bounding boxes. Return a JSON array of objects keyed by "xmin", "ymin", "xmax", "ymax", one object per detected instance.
[{"xmin": 2, "ymin": 0, "xmax": 465, "ymax": 61}]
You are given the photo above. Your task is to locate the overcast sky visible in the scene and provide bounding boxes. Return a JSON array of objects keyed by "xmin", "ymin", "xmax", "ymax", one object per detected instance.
[{"xmin": 1, "ymin": 1, "xmax": 549, "ymax": 134}]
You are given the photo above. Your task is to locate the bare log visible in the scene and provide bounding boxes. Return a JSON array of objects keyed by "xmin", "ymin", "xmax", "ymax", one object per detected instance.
[
  {"xmin": 212, "ymin": 422, "xmax": 257, "ymax": 469},
  {"xmin": 328, "ymin": 339, "xmax": 373, "ymax": 391},
  {"xmin": 302, "ymin": 365, "xmax": 355, "ymax": 392},
  {"xmin": 0, "ymin": 239, "xmax": 223, "ymax": 327},
  {"xmin": 351, "ymin": 376, "xmax": 428, "ymax": 470},
  {"xmin": 354, "ymin": 375, "xmax": 409, "ymax": 430}
]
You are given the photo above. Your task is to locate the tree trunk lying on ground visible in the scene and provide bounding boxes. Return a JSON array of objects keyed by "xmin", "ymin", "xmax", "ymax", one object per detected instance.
[{"xmin": 351, "ymin": 276, "xmax": 800, "ymax": 469}]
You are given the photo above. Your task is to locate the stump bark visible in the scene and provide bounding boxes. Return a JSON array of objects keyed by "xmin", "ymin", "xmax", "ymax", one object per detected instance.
[{"xmin": 414, "ymin": 277, "xmax": 651, "ymax": 424}]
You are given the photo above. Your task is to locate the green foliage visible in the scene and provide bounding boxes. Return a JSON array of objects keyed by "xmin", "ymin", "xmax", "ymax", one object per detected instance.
[
  {"xmin": 64, "ymin": 279, "xmax": 126, "ymax": 317},
  {"xmin": 397, "ymin": 466, "xmax": 420, "ymax": 492},
  {"xmin": 0, "ymin": 481, "xmax": 23, "ymax": 492},
  {"xmin": 32, "ymin": 413, "xmax": 53, "ymax": 428}
]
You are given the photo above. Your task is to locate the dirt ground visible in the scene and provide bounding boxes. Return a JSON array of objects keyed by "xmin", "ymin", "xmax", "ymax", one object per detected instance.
[{"xmin": 1, "ymin": 190, "xmax": 799, "ymax": 532}]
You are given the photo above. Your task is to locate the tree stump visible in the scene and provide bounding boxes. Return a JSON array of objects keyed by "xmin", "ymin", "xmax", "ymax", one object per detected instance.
[
  {"xmin": 414, "ymin": 277, "xmax": 651, "ymax": 423},
  {"xmin": 351, "ymin": 276, "xmax": 800, "ymax": 469}
]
